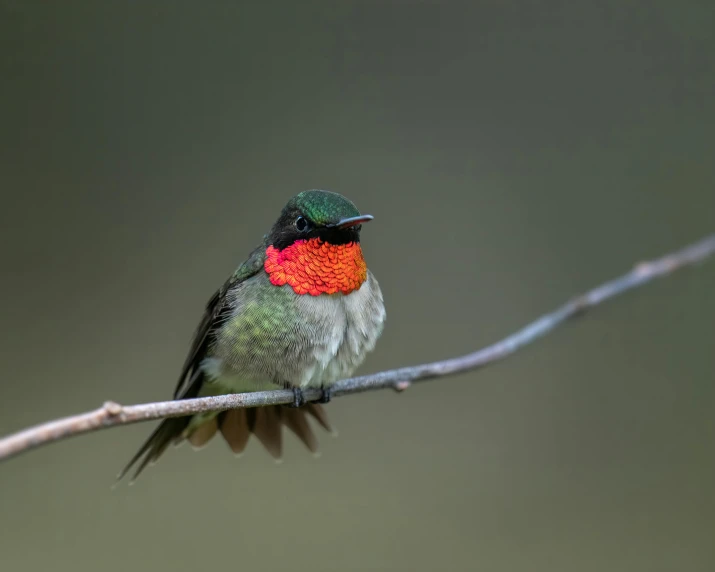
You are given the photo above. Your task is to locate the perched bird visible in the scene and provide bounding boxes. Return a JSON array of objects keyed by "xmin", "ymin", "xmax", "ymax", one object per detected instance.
[{"xmin": 119, "ymin": 190, "xmax": 385, "ymax": 482}]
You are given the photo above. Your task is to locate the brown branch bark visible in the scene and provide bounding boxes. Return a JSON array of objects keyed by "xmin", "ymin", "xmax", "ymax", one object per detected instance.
[{"xmin": 1, "ymin": 233, "xmax": 714, "ymax": 463}]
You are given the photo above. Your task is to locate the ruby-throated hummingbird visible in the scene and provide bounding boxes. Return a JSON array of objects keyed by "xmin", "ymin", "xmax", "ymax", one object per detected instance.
[{"xmin": 119, "ymin": 190, "xmax": 385, "ymax": 482}]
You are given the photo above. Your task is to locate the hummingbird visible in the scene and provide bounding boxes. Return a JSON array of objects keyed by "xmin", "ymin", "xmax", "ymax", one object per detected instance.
[{"xmin": 119, "ymin": 190, "xmax": 385, "ymax": 482}]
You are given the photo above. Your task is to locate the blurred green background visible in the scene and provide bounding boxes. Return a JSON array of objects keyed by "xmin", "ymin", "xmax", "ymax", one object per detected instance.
[{"xmin": 1, "ymin": 2, "xmax": 714, "ymax": 571}]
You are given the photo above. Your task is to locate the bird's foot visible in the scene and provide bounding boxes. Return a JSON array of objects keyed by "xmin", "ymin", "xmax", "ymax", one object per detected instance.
[
  {"xmin": 290, "ymin": 387, "xmax": 306, "ymax": 408},
  {"xmin": 315, "ymin": 387, "xmax": 332, "ymax": 404}
]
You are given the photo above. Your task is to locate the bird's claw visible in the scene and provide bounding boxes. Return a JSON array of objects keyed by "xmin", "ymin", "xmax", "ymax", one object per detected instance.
[
  {"xmin": 290, "ymin": 387, "xmax": 306, "ymax": 408},
  {"xmin": 315, "ymin": 387, "xmax": 331, "ymax": 404}
]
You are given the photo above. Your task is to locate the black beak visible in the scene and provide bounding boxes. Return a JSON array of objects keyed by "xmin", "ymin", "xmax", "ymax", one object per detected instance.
[{"xmin": 330, "ymin": 214, "xmax": 374, "ymax": 229}]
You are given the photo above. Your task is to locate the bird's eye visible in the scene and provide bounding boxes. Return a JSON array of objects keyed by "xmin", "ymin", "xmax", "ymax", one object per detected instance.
[{"xmin": 295, "ymin": 216, "xmax": 309, "ymax": 232}]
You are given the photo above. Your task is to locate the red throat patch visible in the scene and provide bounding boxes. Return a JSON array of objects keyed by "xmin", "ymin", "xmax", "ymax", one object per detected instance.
[{"xmin": 264, "ymin": 239, "xmax": 367, "ymax": 296}]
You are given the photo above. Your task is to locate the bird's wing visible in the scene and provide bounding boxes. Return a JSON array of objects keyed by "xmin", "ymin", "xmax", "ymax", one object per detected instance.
[
  {"xmin": 117, "ymin": 241, "xmax": 267, "ymax": 482},
  {"xmin": 172, "ymin": 241, "xmax": 267, "ymax": 399}
]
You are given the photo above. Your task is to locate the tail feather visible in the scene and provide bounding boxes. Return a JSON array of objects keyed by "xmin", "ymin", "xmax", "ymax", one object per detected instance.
[
  {"xmin": 252, "ymin": 406, "xmax": 283, "ymax": 459},
  {"xmin": 304, "ymin": 403, "xmax": 333, "ymax": 434},
  {"xmin": 218, "ymin": 409, "xmax": 251, "ymax": 455},
  {"xmin": 282, "ymin": 407, "xmax": 318, "ymax": 453},
  {"xmin": 118, "ymin": 403, "xmax": 333, "ymax": 483},
  {"xmin": 187, "ymin": 417, "xmax": 218, "ymax": 449}
]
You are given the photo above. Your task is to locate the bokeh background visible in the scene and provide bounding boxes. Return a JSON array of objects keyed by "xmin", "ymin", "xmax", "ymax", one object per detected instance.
[{"xmin": 1, "ymin": 2, "xmax": 714, "ymax": 571}]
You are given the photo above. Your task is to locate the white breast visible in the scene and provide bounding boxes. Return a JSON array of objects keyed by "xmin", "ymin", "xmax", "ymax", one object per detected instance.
[{"xmin": 295, "ymin": 271, "xmax": 386, "ymax": 388}]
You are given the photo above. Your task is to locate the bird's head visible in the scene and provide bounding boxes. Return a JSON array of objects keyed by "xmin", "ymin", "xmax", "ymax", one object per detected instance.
[
  {"xmin": 268, "ymin": 189, "xmax": 373, "ymax": 250},
  {"xmin": 265, "ymin": 190, "xmax": 374, "ymax": 296}
]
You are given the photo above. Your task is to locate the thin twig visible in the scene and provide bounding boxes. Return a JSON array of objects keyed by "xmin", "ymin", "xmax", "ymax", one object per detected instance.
[{"xmin": 1, "ymin": 233, "xmax": 714, "ymax": 463}]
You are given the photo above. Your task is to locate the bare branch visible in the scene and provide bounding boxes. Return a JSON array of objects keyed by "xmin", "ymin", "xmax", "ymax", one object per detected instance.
[{"xmin": 1, "ymin": 233, "xmax": 714, "ymax": 463}]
